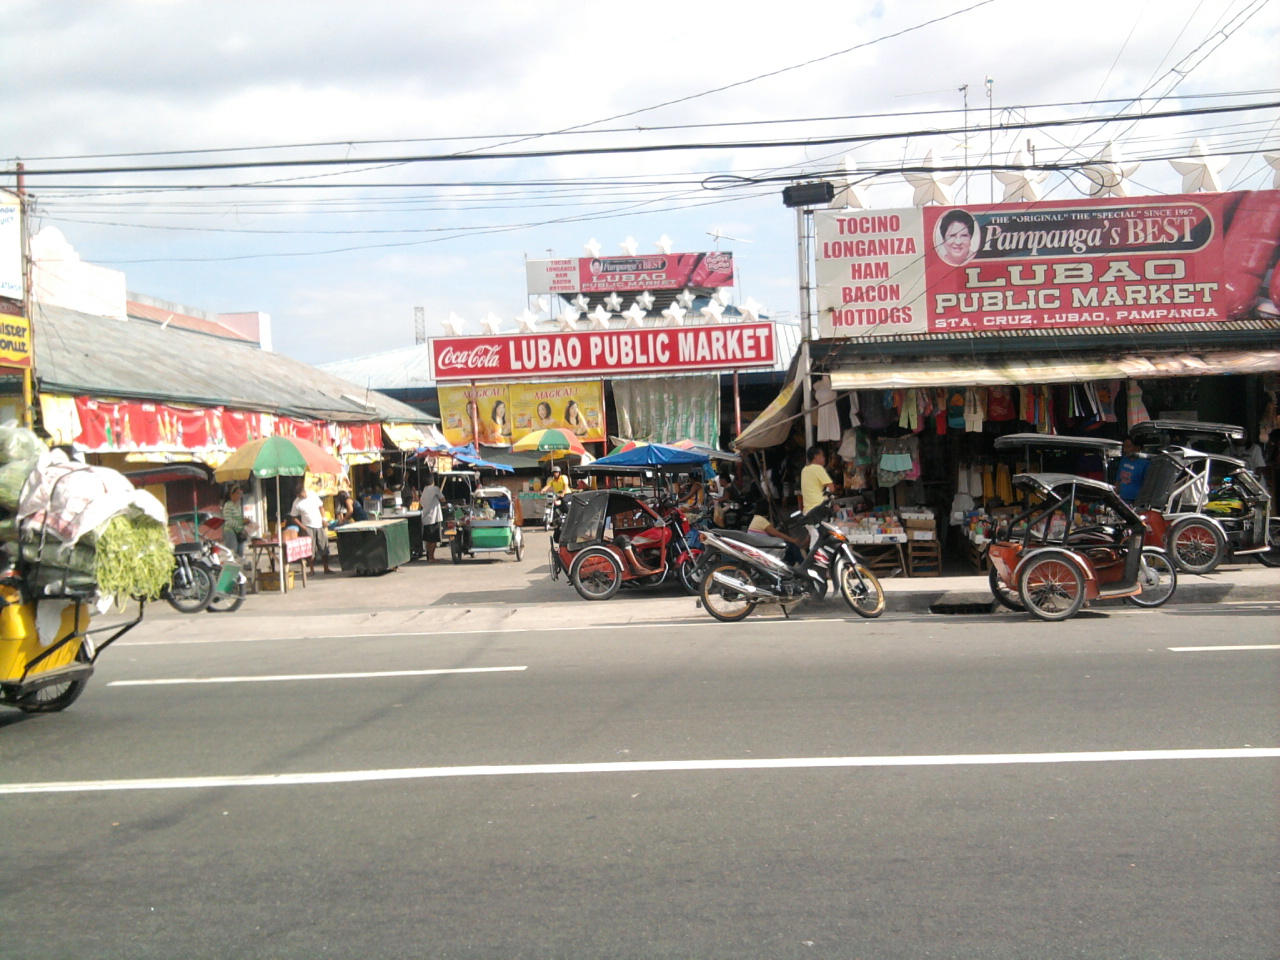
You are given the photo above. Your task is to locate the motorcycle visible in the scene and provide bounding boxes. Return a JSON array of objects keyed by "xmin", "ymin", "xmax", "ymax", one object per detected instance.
[
  {"xmin": 164, "ymin": 535, "xmax": 246, "ymax": 614},
  {"xmin": 697, "ymin": 507, "xmax": 885, "ymax": 622}
]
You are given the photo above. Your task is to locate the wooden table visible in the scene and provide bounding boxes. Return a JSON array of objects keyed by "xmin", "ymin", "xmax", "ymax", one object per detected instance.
[{"xmin": 249, "ymin": 536, "xmax": 313, "ymax": 593}]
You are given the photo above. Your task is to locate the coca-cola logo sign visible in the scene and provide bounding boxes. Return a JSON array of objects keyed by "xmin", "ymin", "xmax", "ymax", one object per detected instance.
[{"xmin": 434, "ymin": 344, "xmax": 503, "ymax": 370}]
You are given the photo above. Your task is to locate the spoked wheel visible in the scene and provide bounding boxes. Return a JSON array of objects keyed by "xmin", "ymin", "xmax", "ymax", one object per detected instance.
[
  {"xmin": 837, "ymin": 561, "xmax": 885, "ymax": 618},
  {"xmin": 17, "ymin": 645, "xmax": 91, "ymax": 713},
  {"xmin": 207, "ymin": 578, "xmax": 247, "ymax": 613},
  {"xmin": 1256, "ymin": 518, "xmax": 1280, "ymax": 568},
  {"xmin": 166, "ymin": 563, "xmax": 215, "ymax": 613},
  {"xmin": 699, "ymin": 562, "xmax": 759, "ymax": 623},
  {"xmin": 1018, "ymin": 553, "xmax": 1086, "ymax": 622},
  {"xmin": 569, "ymin": 547, "xmax": 624, "ymax": 601},
  {"xmin": 1126, "ymin": 549, "xmax": 1177, "ymax": 608},
  {"xmin": 676, "ymin": 551, "xmax": 704, "ymax": 596},
  {"xmin": 988, "ymin": 565, "xmax": 1025, "ymax": 611},
  {"xmin": 1168, "ymin": 518, "xmax": 1225, "ymax": 575}
]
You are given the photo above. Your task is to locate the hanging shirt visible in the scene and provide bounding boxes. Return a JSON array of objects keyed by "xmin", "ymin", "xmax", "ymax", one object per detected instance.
[
  {"xmin": 947, "ymin": 388, "xmax": 967, "ymax": 430},
  {"xmin": 986, "ymin": 386, "xmax": 1016, "ymax": 421},
  {"xmin": 964, "ymin": 388, "xmax": 985, "ymax": 432}
]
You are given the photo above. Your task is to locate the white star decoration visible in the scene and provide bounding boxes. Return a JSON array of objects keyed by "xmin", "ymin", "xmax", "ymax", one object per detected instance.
[
  {"xmin": 737, "ymin": 297, "xmax": 763, "ymax": 322},
  {"xmin": 532, "ymin": 296, "xmax": 548, "ymax": 314},
  {"xmin": 619, "ymin": 237, "xmax": 638, "ymax": 256},
  {"xmin": 515, "ymin": 309, "xmax": 539, "ymax": 334},
  {"xmin": 583, "ymin": 238, "xmax": 601, "ymax": 258},
  {"xmin": 904, "ymin": 150, "xmax": 960, "ymax": 207},
  {"xmin": 556, "ymin": 308, "xmax": 580, "ymax": 331},
  {"xmin": 995, "ymin": 149, "xmax": 1049, "ymax": 202},
  {"xmin": 662, "ymin": 303, "xmax": 687, "ymax": 327},
  {"xmin": 675, "ymin": 289, "xmax": 695, "ymax": 309},
  {"xmin": 1266, "ymin": 153, "xmax": 1280, "ymax": 189},
  {"xmin": 830, "ymin": 155, "xmax": 870, "ymax": 209},
  {"xmin": 622, "ymin": 302, "xmax": 647, "ymax": 328},
  {"xmin": 636, "ymin": 291, "xmax": 655, "ymax": 311},
  {"xmin": 571, "ymin": 293, "xmax": 590, "ymax": 312},
  {"xmin": 478, "ymin": 313, "xmax": 503, "ymax": 336},
  {"xmin": 588, "ymin": 304, "xmax": 612, "ymax": 330},
  {"xmin": 712, "ymin": 287, "xmax": 730, "ymax": 306},
  {"xmin": 655, "ymin": 235, "xmax": 674, "ymax": 254},
  {"xmin": 603, "ymin": 292, "xmax": 623, "ymax": 312},
  {"xmin": 1170, "ymin": 138, "xmax": 1228, "ymax": 193},
  {"xmin": 440, "ymin": 313, "xmax": 465, "ymax": 337},
  {"xmin": 1080, "ymin": 142, "xmax": 1140, "ymax": 198},
  {"xmin": 700, "ymin": 300, "xmax": 726, "ymax": 324}
]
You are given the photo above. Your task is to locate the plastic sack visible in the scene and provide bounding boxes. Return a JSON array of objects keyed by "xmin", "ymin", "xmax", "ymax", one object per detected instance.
[
  {"xmin": 18, "ymin": 450, "xmax": 168, "ymax": 547},
  {"xmin": 0, "ymin": 423, "xmax": 46, "ymax": 467}
]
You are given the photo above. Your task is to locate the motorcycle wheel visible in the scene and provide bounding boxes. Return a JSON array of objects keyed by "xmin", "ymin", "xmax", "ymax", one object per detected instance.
[
  {"xmin": 1168, "ymin": 518, "xmax": 1225, "ymax": 575},
  {"xmin": 699, "ymin": 562, "xmax": 758, "ymax": 623},
  {"xmin": 988, "ymin": 565, "xmax": 1025, "ymax": 611},
  {"xmin": 1126, "ymin": 550, "xmax": 1177, "ymax": 608},
  {"xmin": 570, "ymin": 548, "xmax": 624, "ymax": 601},
  {"xmin": 837, "ymin": 561, "xmax": 885, "ymax": 618},
  {"xmin": 513, "ymin": 528, "xmax": 524, "ymax": 563},
  {"xmin": 1256, "ymin": 518, "xmax": 1280, "ymax": 568},
  {"xmin": 676, "ymin": 551, "xmax": 704, "ymax": 596},
  {"xmin": 17, "ymin": 645, "xmax": 90, "ymax": 713},
  {"xmin": 207, "ymin": 578, "xmax": 247, "ymax": 613},
  {"xmin": 450, "ymin": 536, "xmax": 463, "ymax": 564},
  {"xmin": 1018, "ymin": 552, "xmax": 1086, "ymax": 622},
  {"xmin": 167, "ymin": 563, "xmax": 215, "ymax": 614}
]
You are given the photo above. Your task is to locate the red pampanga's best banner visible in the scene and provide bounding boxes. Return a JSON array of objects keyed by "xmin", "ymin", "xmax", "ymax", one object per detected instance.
[
  {"xmin": 431, "ymin": 323, "xmax": 777, "ymax": 381},
  {"xmin": 525, "ymin": 252, "xmax": 735, "ymax": 295},
  {"xmin": 814, "ymin": 190, "xmax": 1280, "ymax": 338}
]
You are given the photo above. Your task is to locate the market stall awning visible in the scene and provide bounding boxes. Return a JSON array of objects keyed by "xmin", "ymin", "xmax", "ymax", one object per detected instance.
[
  {"xmin": 732, "ymin": 375, "xmax": 801, "ymax": 452},
  {"xmin": 383, "ymin": 422, "xmax": 429, "ymax": 451},
  {"xmin": 827, "ymin": 350, "xmax": 1280, "ymax": 391}
]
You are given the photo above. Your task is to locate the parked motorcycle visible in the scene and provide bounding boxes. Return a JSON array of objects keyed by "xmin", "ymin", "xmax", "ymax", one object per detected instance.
[
  {"xmin": 697, "ymin": 510, "xmax": 885, "ymax": 622},
  {"xmin": 164, "ymin": 536, "xmax": 246, "ymax": 614}
]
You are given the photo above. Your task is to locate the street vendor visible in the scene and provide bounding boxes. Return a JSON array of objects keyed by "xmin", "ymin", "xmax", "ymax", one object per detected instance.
[
  {"xmin": 221, "ymin": 484, "xmax": 247, "ymax": 557},
  {"xmin": 419, "ymin": 474, "xmax": 446, "ymax": 562}
]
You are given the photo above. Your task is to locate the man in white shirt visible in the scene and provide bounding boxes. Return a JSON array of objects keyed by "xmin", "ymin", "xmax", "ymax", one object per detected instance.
[
  {"xmin": 290, "ymin": 483, "xmax": 331, "ymax": 573},
  {"xmin": 419, "ymin": 474, "xmax": 447, "ymax": 562}
]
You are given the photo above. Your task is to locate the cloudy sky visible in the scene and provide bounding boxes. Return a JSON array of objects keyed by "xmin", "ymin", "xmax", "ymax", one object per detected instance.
[{"xmin": 4, "ymin": 0, "xmax": 1278, "ymax": 365}]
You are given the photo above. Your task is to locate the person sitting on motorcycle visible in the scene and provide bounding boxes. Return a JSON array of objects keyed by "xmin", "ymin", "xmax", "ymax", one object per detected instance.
[
  {"xmin": 545, "ymin": 466, "xmax": 570, "ymax": 498},
  {"xmin": 748, "ymin": 511, "xmax": 806, "ymax": 566}
]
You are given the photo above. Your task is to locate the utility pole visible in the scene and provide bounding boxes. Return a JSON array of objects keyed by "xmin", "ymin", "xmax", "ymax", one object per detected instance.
[
  {"xmin": 414, "ymin": 306, "xmax": 425, "ymax": 345},
  {"xmin": 986, "ymin": 76, "xmax": 995, "ymax": 203},
  {"xmin": 960, "ymin": 84, "xmax": 969, "ymax": 204},
  {"xmin": 16, "ymin": 163, "xmax": 32, "ymax": 429}
]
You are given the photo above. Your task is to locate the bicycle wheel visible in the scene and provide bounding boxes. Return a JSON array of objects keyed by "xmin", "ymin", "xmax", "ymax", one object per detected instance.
[
  {"xmin": 988, "ymin": 565, "xmax": 1025, "ymax": 611},
  {"xmin": 699, "ymin": 562, "xmax": 758, "ymax": 622},
  {"xmin": 1168, "ymin": 518, "xmax": 1225, "ymax": 575},
  {"xmin": 1018, "ymin": 553, "xmax": 1086, "ymax": 621},
  {"xmin": 167, "ymin": 563, "xmax": 215, "ymax": 613},
  {"xmin": 570, "ymin": 548, "xmax": 624, "ymax": 601},
  {"xmin": 1126, "ymin": 550, "xmax": 1177, "ymax": 608},
  {"xmin": 837, "ymin": 561, "xmax": 885, "ymax": 618},
  {"xmin": 18, "ymin": 645, "xmax": 91, "ymax": 713}
]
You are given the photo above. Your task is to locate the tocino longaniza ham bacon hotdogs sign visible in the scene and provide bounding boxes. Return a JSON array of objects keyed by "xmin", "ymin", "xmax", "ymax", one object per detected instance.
[
  {"xmin": 815, "ymin": 190, "xmax": 1280, "ymax": 338},
  {"xmin": 431, "ymin": 323, "xmax": 776, "ymax": 381}
]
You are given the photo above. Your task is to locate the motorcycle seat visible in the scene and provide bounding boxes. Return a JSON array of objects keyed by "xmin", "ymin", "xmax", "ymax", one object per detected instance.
[
  {"xmin": 173, "ymin": 541, "xmax": 206, "ymax": 556},
  {"xmin": 716, "ymin": 529, "xmax": 788, "ymax": 550}
]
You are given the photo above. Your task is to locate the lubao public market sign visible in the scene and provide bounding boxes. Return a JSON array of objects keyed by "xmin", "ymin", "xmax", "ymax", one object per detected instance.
[
  {"xmin": 814, "ymin": 190, "xmax": 1280, "ymax": 337},
  {"xmin": 431, "ymin": 323, "xmax": 777, "ymax": 381}
]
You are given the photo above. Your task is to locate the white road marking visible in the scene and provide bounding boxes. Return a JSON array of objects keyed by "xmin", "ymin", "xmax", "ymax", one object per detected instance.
[
  {"xmin": 107, "ymin": 666, "xmax": 527, "ymax": 686},
  {"xmin": 1, "ymin": 747, "xmax": 1275, "ymax": 796},
  {"xmin": 1168, "ymin": 645, "xmax": 1280, "ymax": 652}
]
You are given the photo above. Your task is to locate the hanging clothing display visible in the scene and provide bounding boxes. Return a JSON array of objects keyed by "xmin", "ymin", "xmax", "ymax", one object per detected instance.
[
  {"xmin": 1126, "ymin": 381, "xmax": 1150, "ymax": 430},
  {"xmin": 986, "ymin": 386, "xmax": 1016, "ymax": 421},
  {"xmin": 813, "ymin": 376, "xmax": 842, "ymax": 442},
  {"xmin": 964, "ymin": 387, "xmax": 985, "ymax": 432}
]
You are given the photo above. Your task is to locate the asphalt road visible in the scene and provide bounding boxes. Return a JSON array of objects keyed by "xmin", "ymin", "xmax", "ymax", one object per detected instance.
[{"xmin": 1, "ymin": 603, "xmax": 1277, "ymax": 959}]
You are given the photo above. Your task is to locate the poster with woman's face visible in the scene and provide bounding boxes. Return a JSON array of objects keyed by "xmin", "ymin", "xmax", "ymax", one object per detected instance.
[
  {"xmin": 438, "ymin": 383, "xmax": 512, "ymax": 447},
  {"xmin": 935, "ymin": 209, "xmax": 979, "ymax": 266},
  {"xmin": 509, "ymin": 381, "xmax": 605, "ymax": 443}
]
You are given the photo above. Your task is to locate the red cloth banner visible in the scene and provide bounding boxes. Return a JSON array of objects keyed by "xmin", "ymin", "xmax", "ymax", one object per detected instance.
[{"xmin": 526, "ymin": 251, "xmax": 734, "ymax": 295}]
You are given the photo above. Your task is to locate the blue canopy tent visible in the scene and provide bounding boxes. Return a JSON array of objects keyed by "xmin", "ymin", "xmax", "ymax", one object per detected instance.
[
  {"xmin": 578, "ymin": 443, "xmax": 710, "ymax": 473},
  {"xmin": 436, "ymin": 444, "xmax": 516, "ymax": 474}
]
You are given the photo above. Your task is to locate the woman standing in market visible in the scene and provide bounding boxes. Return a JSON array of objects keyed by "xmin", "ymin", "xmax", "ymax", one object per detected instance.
[{"xmin": 222, "ymin": 484, "xmax": 247, "ymax": 557}]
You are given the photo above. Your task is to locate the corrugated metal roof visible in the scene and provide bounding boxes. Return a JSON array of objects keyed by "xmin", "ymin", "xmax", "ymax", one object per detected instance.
[
  {"xmin": 33, "ymin": 302, "xmax": 436, "ymax": 424},
  {"xmin": 318, "ymin": 319, "xmax": 803, "ymax": 389}
]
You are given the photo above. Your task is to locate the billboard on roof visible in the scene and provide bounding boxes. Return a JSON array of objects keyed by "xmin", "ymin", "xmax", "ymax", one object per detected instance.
[
  {"xmin": 0, "ymin": 191, "xmax": 21, "ymax": 302},
  {"xmin": 526, "ymin": 251, "xmax": 734, "ymax": 295},
  {"xmin": 814, "ymin": 190, "xmax": 1280, "ymax": 338}
]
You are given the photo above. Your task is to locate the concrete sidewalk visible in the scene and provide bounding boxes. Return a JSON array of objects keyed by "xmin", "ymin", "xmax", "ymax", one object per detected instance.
[{"xmin": 121, "ymin": 528, "xmax": 1279, "ymax": 645}]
